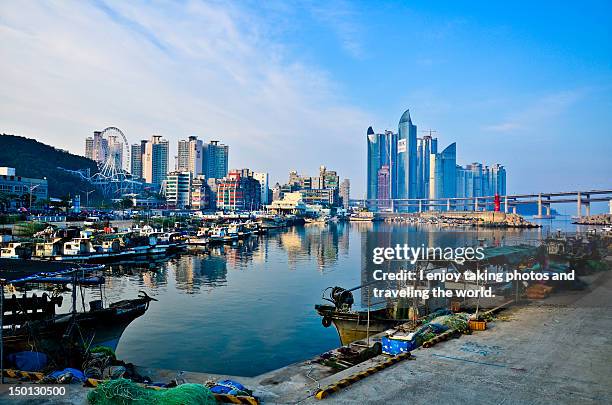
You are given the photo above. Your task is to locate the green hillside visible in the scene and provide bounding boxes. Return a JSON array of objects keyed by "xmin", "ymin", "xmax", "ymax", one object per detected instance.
[{"xmin": 0, "ymin": 134, "xmax": 100, "ymax": 199}]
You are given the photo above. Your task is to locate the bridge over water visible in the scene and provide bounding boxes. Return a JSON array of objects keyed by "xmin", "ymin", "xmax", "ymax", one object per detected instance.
[{"xmin": 353, "ymin": 189, "xmax": 612, "ymax": 218}]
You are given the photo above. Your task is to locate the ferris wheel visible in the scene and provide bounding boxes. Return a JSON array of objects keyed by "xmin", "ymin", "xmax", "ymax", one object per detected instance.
[
  {"xmin": 98, "ymin": 126, "xmax": 130, "ymax": 178},
  {"xmin": 90, "ymin": 126, "xmax": 135, "ymax": 197}
]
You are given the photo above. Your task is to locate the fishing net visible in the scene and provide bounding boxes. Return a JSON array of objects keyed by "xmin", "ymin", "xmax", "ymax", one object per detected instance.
[
  {"xmin": 586, "ymin": 260, "xmax": 608, "ymax": 272},
  {"xmin": 87, "ymin": 378, "xmax": 218, "ymax": 405},
  {"xmin": 90, "ymin": 346, "xmax": 117, "ymax": 361},
  {"xmin": 428, "ymin": 313, "xmax": 470, "ymax": 332}
]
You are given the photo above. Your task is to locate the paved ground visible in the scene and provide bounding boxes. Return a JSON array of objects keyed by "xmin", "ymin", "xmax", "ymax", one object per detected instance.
[{"xmin": 299, "ymin": 271, "xmax": 612, "ymax": 404}]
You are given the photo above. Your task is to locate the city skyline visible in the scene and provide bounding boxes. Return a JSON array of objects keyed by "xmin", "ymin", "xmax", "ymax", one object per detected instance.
[{"xmin": 1, "ymin": 1, "xmax": 611, "ymax": 197}]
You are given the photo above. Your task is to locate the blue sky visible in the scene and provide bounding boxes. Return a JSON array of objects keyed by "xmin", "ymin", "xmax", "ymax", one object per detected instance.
[{"xmin": 0, "ymin": 0, "xmax": 610, "ymax": 197}]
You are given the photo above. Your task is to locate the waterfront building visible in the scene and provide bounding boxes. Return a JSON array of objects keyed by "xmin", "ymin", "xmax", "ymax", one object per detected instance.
[
  {"xmin": 266, "ymin": 192, "xmax": 307, "ymax": 215},
  {"xmin": 206, "ymin": 178, "xmax": 219, "ymax": 210},
  {"xmin": 416, "ymin": 134, "xmax": 438, "ymax": 199},
  {"xmin": 84, "ymin": 131, "xmax": 108, "ymax": 164},
  {"xmin": 163, "ymin": 171, "xmax": 192, "ymax": 209},
  {"xmin": 191, "ymin": 175, "xmax": 210, "ymax": 210},
  {"xmin": 367, "ymin": 108, "xmax": 507, "ymax": 212},
  {"xmin": 203, "ymin": 140, "xmax": 229, "ymax": 179},
  {"xmin": 216, "ymin": 169, "xmax": 261, "ymax": 211},
  {"xmin": 143, "ymin": 135, "xmax": 169, "ymax": 190},
  {"xmin": 395, "ymin": 109, "xmax": 418, "ymax": 203},
  {"xmin": 456, "ymin": 162, "xmax": 507, "ymax": 210},
  {"xmin": 299, "ymin": 188, "xmax": 338, "ymax": 207},
  {"xmin": 282, "ymin": 167, "xmax": 343, "ymax": 208},
  {"xmin": 177, "ymin": 136, "xmax": 203, "ymax": 176},
  {"xmin": 377, "ymin": 165, "xmax": 391, "ymax": 209},
  {"xmin": 339, "ymin": 179, "xmax": 350, "ymax": 209},
  {"xmin": 253, "ymin": 172, "xmax": 270, "ymax": 205},
  {"xmin": 272, "ymin": 182, "xmax": 283, "ymax": 201},
  {"xmin": 490, "ymin": 164, "xmax": 507, "ymax": 196},
  {"xmin": 366, "ymin": 127, "xmax": 396, "ymax": 207},
  {"xmin": 366, "ymin": 109, "xmax": 417, "ymax": 211},
  {"xmin": 0, "ymin": 167, "xmax": 48, "ymax": 208},
  {"xmin": 429, "ymin": 143, "xmax": 457, "ymax": 205}
]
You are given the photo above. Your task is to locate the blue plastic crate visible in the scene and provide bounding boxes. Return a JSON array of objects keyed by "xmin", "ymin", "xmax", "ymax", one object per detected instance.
[{"xmin": 381, "ymin": 336, "xmax": 417, "ymax": 355}]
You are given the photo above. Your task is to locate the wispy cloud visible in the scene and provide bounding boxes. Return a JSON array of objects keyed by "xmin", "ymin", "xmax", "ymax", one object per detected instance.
[
  {"xmin": 305, "ymin": 0, "xmax": 365, "ymax": 59},
  {"xmin": 483, "ymin": 89, "xmax": 587, "ymax": 133},
  {"xmin": 0, "ymin": 0, "xmax": 371, "ymax": 186}
]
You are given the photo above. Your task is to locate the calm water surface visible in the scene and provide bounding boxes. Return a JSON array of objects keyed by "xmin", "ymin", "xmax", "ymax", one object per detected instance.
[{"xmin": 94, "ymin": 219, "xmax": 580, "ymax": 376}]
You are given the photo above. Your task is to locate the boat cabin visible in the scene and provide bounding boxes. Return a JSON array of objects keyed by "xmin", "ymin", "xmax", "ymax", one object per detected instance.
[
  {"xmin": 95, "ymin": 239, "xmax": 120, "ymax": 253},
  {"xmin": 63, "ymin": 238, "xmax": 94, "ymax": 256},
  {"xmin": 34, "ymin": 239, "xmax": 64, "ymax": 257},
  {"xmin": 0, "ymin": 242, "xmax": 31, "ymax": 259}
]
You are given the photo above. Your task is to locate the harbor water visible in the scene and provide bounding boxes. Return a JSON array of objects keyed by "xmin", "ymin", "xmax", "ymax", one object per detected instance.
[{"xmin": 87, "ymin": 219, "xmax": 578, "ymax": 377}]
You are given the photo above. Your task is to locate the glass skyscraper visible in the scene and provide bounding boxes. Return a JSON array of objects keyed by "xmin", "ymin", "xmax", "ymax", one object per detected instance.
[
  {"xmin": 366, "ymin": 108, "xmax": 505, "ymax": 212},
  {"xmin": 366, "ymin": 127, "xmax": 396, "ymax": 208},
  {"xmin": 429, "ymin": 142, "xmax": 457, "ymax": 201},
  {"xmin": 394, "ymin": 109, "xmax": 417, "ymax": 202},
  {"xmin": 416, "ymin": 135, "xmax": 437, "ymax": 199},
  {"xmin": 203, "ymin": 140, "xmax": 229, "ymax": 179}
]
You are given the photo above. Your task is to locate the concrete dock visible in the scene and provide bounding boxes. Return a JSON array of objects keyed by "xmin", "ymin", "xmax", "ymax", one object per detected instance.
[{"xmin": 297, "ymin": 271, "xmax": 612, "ymax": 404}]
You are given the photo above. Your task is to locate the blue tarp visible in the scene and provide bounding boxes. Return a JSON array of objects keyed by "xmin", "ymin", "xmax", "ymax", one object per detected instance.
[{"xmin": 8, "ymin": 351, "xmax": 48, "ymax": 371}]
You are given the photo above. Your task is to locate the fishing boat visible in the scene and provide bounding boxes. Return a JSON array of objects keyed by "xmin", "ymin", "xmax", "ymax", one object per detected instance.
[
  {"xmin": 256, "ymin": 215, "xmax": 288, "ymax": 229},
  {"xmin": 315, "ymin": 285, "xmax": 411, "ymax": 345},
  {"xmin": 349, "ymin": 211, "xmax": 383, "ymax": 222},
  {"xmin": 0, "ymin": 261, "xmax": 155, "ymax": 368},
  {"xmin": 208, "ymin": 227, "xmax": 238, "ymax": 244}
]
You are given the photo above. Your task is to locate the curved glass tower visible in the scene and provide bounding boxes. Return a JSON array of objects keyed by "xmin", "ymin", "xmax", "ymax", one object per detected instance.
[
  {"xmin": 367, "ymin": 127, "xmax": 396, "ymax": 210},
  {"xmin": 429, "ymin": 142, "xmax": 457, "ymax": 203},
  {"xmin": 395, "ymin": 109, "xmax": 417, "ymax": 205}
]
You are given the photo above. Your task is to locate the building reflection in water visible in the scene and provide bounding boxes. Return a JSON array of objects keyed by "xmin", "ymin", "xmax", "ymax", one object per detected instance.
[
  {"xmin": 173, "ymin": 254, "xmax": 228, "ymax": 293},
  {"xmin": 359, "ymin": 222, "xmax": 548, "ymax": 308}
]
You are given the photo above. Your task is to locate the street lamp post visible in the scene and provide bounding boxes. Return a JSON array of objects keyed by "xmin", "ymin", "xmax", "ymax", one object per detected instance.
[
  {"xmin": 81, "ymin": 190, "xmax": 95, "ymax": 208},
  {"xmin": 29, "ymin": 183, "xmax": 40, "ymax": 211}
]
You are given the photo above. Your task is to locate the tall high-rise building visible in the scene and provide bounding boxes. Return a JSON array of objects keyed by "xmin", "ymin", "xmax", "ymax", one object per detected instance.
[
  {"xmin": 130, "ymin": 141, "xmax": 146, "ymax": 178},
  {"xmin": 84, "ymin": 131, "xmax": 108, "ymax": 164},
  {"xmin": 339, "ymin": 179, "xmax": 350, "ymax": 209},
  {"xmin": 143, "ymin": 135, "xmax": 169, "ymax": 190},
  {"xmin": 252, "ymin": 172, "xmax": 270, "ymax": 205},
  {"xmin": 177, "ymin": 136, "xmax": 203, "ymax": 176},
  {"xmin": 377, "ymin": 166, "xmax": 391, "ymax": 209},
  {"xmin": 395, "ymin": 109, "xmax": 417, "ymax": 202},
  {"xmin": 85, "ymin": 137, "xmax": 95, "ymax": 161},
  {"xmin": 490, "ymin": 164, "xmax": 507, "ymax": 196},
  {"xmin": 416, "ymin": 135, "xmax": 438, "ymax": 199},
  {"xmin": 429, "ymin": 143, "xmax": 457, "ymax": 203},
  {"xmin": 456, "ymin": 162, "xmax": 507, "ymax": 210},
  {"xmin": 366, "ymin": 127, "xmax": 396, "ymax": 206},
  {"xmin": 203, "ymin": 140, "xmax": 229, "ymax": 179},
  {"xmin": 107, "ymin": 135, "xmax": 124, "ymax": 171}
]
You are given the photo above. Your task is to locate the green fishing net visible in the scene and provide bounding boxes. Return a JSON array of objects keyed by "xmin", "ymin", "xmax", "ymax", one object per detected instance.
[{"xmin": 87, "ymin": 378, "xmax": 218, "ymax": 405}]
